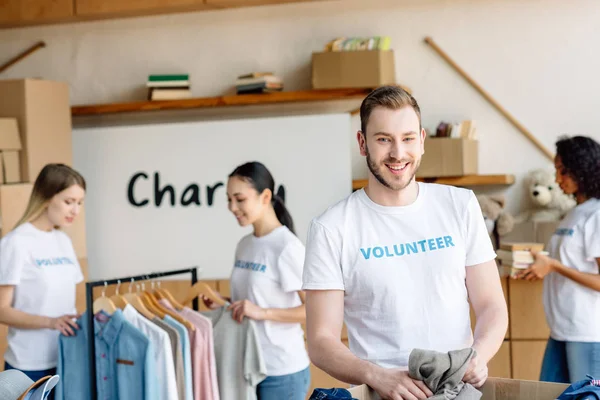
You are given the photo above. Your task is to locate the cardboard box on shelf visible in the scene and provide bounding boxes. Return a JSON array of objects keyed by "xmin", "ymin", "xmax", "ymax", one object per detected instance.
[
  {"xmin": 501, "ymin": 221, "xmax": 559, "ymax": 247},
  {"xmin": 0, "ymin": 118, "xmax": 23, "ymax": 184},
  {"xmin": 417, "ymin": 138, "xmax": 478, "ymax": 178},
  {"xmin": 0, "ymin": 79, "xmax": 73, "ymax": 183},
  {"xmin": 311, "ymin": 50, "xmax": 396, "ymax": 89},
  {"xmin": 348, "ymin": 378, "xmax": 568, "ymax": 400}
]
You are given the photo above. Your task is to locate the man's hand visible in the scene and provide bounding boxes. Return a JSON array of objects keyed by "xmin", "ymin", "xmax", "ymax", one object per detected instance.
[
  {"xmin": 462, "ymin": 353, "xmax": 488, "ymax": 388},
  {"xmin": 369, "ymin": 369, "xmax": 433, "ymax": 400}
]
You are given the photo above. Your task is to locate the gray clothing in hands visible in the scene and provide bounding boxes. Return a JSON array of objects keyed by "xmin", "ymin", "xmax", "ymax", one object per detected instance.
[
  {"xmin": 408, "ymin": 348, "xmax": 482, "ymax": 400},
  {"xmin": 202, "ymin": 306, "xmax": 267, "ymax": 400}
]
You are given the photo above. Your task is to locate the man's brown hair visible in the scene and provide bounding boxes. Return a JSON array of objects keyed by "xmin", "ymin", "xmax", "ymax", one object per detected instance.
[{"xmin": 359, "ymin": 85, "xmax": 422, "ymax": 135}]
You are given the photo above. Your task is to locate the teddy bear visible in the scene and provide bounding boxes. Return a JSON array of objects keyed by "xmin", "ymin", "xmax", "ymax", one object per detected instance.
[
  {"xmin": 516, "ymin": 168, "xmax": 576, "ymax": 223},
  {"xmin": 477, "ymin": 194, "xmax": 515, "ymax": 248}
]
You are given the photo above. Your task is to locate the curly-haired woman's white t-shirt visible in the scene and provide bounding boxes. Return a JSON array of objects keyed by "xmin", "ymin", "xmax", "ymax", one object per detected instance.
[
  {"xmin": 0, "ymin": 223, "xmax": 83, "ymax": 370},
  {"xmin": 544, "ymin": 198, "xmax": 600, "ymax": 342}
]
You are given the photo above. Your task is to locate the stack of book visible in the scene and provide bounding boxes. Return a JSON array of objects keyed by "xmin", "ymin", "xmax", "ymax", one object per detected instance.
[
  {"xmin": 497, "ymin": 242, "xmax": 548, "ymax": 278},
  {"xmin": 434, "ymin": 120, "xmax": 477, "ymax": 139},
  {"xmin": 236, "ymin": 72, "xmax": 283, "ymax": 94},
  {"xmin": 147, "ymin": 74, "xmax": 192, "ymax": 100}
]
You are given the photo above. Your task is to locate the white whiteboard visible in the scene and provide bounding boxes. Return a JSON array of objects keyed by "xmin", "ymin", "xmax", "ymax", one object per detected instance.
[{"xmin": 73, "ymin": 114, "xmax": 352, "ymax": 280}]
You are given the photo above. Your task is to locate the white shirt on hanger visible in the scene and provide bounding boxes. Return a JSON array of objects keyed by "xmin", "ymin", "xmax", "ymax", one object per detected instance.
[
  {"xmin": 230, "ymin": 226, "xmax": 310, "ymax": 376},
  {"xmin": 302, "ymin": 183, "xmax": 497, "ymax": 369},
  {"xmin": 544, "ymin": 198, "xmax": 600, "ymax": 342},
  {"xmin": 123, "ymin": 304, "xmax": 178, "ymax": 400},
  {"xmin": 0, "ymin": 222, "xmax": 83, "ymax": 370}
]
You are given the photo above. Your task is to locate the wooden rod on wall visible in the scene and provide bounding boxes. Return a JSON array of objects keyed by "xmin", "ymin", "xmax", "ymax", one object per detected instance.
[
  {"xmin": 424, "ymin": 36, "xmax": 554, "ymax": 162},
  {"xmin": 0, "ymin": 41, "xmax": 46, "ymax": 74}
]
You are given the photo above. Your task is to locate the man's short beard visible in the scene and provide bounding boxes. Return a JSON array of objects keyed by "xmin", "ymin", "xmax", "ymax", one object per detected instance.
[{"xmin": 365, "ymin": 143, "xmax": 418, "ymax": 191}]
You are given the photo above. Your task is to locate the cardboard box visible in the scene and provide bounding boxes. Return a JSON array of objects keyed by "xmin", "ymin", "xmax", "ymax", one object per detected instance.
[
  {"xmin": 509, "ymin": 279, "xmax": 550, "ymax": 340},
  {"xmin": 0, "ymin": 79, "xmax": 73, "ymax": 182},
  {"xmin": 311, "ymin": 50, "xmax": 396, "ymax": 89},
  {"xmin": 0, "ymin": 118, "xmax": 23, "ymax": 150},
  {"xmin": 511, "ymin": 340, "xmax": 548, "ymax": 381},
  {"xmin": 501, "ymin": 221, "xmax": 558, "ymax": 248},
  {"xmin": 417, "ymin": 138, "xmax": 478, "ymax": 178},
  {"xmin": 1, "ymin": 151, "xmax": 21, "ymax": 183},
  {"xmin": 348, "ymin": 378, "xmax": 568, "ymax": 400},
  {"xmin": 0, "ymin": 183, "xmax": 87, "ymax": 258},
  {"xmin": 489, "ymin": 341, "xmax": 511, "ymax": 378}
]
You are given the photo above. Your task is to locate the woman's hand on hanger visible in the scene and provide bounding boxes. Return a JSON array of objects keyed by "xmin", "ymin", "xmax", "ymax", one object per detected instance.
[
  {"xmin": 48, "ymin": 314, "xmax": 80, "ymax": 336},
  {"xmin": 228, "ymin": 299, "xmax": 266, "ymax": 323},
  {"xmin": 200, "ymin": 294, "xmax": 230, "ymax": 310}
]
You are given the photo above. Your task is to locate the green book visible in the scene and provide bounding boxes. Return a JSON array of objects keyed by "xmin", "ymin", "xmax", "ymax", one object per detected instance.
[{"xmin": 148, "ymin": 74, "xmax": 189, "ymax": 82}]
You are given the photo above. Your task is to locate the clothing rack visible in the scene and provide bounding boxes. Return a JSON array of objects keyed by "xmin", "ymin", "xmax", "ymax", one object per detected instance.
[{"xmin": 84, "ymin": 267, "xmax": 199, "ymax": 400}]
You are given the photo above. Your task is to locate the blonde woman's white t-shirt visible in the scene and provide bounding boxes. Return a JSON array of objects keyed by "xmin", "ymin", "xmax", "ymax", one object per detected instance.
[
  {"xmin": 544, "ymin": 198, "xmax": 600, "ymax": 342},
  {"xmin": 302, "ymin": 183, "xmax": 497, "ymax": 369},
  {"xmin": 230, "ymin": 226, "xmax": 310, "ymax": 376},
  {"xmin": 0, "ymin": 223, "xmax": 83, "ymax": 370}
]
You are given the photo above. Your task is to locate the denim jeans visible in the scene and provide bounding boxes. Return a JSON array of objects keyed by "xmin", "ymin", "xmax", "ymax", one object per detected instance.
[
  {"xmin": 540, "ymin": 337, "xmax": 600, "ymax": 383},
  {"xmin": 4, "ymin": 362, "xmax": 57, "ymax": 400},
  {"xmin": 309, "ymin": 387, "xmax": 357, "ymax": 400},
  {"xmin": 257, "ymin": 367, "xmax": 311, "ymax": 400}
]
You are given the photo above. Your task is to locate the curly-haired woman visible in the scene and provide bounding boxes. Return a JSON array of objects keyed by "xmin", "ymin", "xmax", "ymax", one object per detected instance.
[{"xmin": 519, "ymin": 135, "xmax": 600, "ymax": 383}]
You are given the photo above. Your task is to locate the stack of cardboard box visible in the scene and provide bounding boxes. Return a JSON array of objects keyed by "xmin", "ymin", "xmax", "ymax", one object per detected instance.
[{"xmin": 0, "ymin": 79, "xmax": 89, "ymax": 366}]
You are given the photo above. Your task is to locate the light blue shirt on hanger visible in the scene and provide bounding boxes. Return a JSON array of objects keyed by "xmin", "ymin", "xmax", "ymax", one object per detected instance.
[{"xmin": 163, "ymin": 315, "xmax": 193, "ymax": 400}]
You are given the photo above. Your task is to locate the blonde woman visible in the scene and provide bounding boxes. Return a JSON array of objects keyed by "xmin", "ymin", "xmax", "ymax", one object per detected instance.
[{"xmin": 0, "ymin": 164, "xmax": 86, "ymax": 385}]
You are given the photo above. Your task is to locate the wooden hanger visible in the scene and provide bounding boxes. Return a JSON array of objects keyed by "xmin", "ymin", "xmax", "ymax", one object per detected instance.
[
  {"xmin": 93, "ymin": 282, "xmax": 118, "ymax": 315},
  {"xmin": 122, "ymin": 279, "xmax": 156, "ymax": 320},
  {"xmin": 182, "ymin": 281, "xmax": 228, "ymax": 308},
  {"xmin": 109, "ymin": 280, "xmax": 129, "ymax": 310},
  {"xmin": 144, "ymin": 285, "xmax": 195, "ymax": 331},
  {"xmin": 155, "ymin": 281, "xmax": 185, "ymax": 311}
]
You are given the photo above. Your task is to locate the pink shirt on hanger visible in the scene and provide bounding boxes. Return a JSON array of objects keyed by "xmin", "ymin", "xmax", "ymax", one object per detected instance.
[{"xmin": 159, "ymin": 299, "xmax": 220, "ymax": 400}]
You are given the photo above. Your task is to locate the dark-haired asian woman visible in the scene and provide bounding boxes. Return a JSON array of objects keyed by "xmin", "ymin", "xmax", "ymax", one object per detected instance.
[
  {"xmin": 519, "ymin": 136, "xmax": 600, "ymax": 383},
  {"xmin": 202, "ymin": 161, "xmax": 310, "ymax": 400}
]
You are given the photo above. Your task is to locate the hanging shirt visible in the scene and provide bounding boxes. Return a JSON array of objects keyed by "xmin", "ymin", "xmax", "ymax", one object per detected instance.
[
  {"xmin": 302, "ymin": 183, "xmax": 497, "ymax": 369},
  {"xmin": 0, "ymin": 222, "xmax": 83, "ymax": 370},
  {"xmin": 230, "ymin": 226, "xmax": 310, "ymax": 376},
  {"xmin": 160, "ymin": 299, "xmax": 207, "ymax": 400},
  {"xmin": 55, "ymin": 309, "xmax": 156, "ymax": 400},
  {"xmin": 153, "ymin": 317, "xmax": 185, "ymax": 400},
  {"xmin": 179, "ymin": 308, "xmax": 220, "ymax": 400},
  {"xmin": 164, "ymin": 315, "xmax": 193, "ymax": 400},
  {"xmin": 202, "ymin": 307, "xmax": 267, "ymax": 400},
  {"xmin": 544, "ymin": 198, "xmax": 600, "ymax": 342},
  {"xmin": 160, "ymin": 299, "xmax": 220, "ymax": 400},
  {"xmin": 122, "ymin": 304, "xmax": 178, "ymax": 400}
]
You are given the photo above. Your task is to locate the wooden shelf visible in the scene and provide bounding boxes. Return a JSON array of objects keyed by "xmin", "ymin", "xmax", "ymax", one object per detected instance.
[
  {"xmin": 70, "ymin": 88, "xmax": 373, "ymax": 127},
  {"xmin": 352, "ymin": 174, "xmax": 516, "ymax": 190}
]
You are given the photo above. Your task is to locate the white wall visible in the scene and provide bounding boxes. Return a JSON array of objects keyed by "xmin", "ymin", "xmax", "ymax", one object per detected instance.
[
  {"xmin": 1, "ymin": 0, "xmax": 599, "ymax": 215},
  {"xmin": 72, "ymin": 114, "xmax": 352, "ymax": 280}
]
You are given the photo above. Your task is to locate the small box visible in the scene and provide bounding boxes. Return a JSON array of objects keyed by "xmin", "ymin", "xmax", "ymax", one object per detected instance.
[
  {"xmin": 0, "ymin": 119, "xmax": 23, "ymax": 150},
  {"xmin": 311, "ymin": 50, "xmax": 396, "ymax": 89},
  {"xmin": 417, "ymin": 138, "xmax": 478, "ymax": 178}
]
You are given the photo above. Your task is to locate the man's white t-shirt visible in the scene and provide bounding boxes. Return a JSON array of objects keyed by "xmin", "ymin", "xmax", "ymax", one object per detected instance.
[
  {"xmin": 302, "ymin": 183, "xmax": 497, "ymax": 369},
  {"xmin": 230, "ymin": 226, "xmax": 310, "ymax": 376},
  {"xmin": 544, "ymin": 198, "xmax": 600, "ymax": 342},
  {"xmin": 0, "ymin": 223, "xmax": 83, "ymax": 370}
]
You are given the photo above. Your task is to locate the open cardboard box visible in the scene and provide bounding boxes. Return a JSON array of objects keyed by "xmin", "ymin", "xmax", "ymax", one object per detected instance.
[{"xmin": 348, "ymin": 378, "xmax": 569, "ymax": 400}]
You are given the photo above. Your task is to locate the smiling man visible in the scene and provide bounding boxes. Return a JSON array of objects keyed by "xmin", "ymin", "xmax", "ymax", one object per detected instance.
[{"xmin": 302, "ymin": 86, "xmax": 508, "ymax": 400}]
